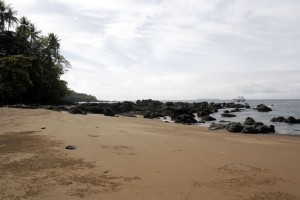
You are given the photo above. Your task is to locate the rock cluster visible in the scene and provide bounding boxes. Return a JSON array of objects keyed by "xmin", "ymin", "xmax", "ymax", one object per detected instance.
[
  {"xmin": 209, "ymin": 117, "xmax": 275, "ymax": 134},
  {"xmin": 271, "ymin": 116, "xmax": 300, "ymax": 124}
]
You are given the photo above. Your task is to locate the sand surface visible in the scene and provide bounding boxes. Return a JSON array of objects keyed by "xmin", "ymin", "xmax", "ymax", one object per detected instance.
[{"xmin": 1, "ymin": 107, "xmax": 300, "ymax": 200}]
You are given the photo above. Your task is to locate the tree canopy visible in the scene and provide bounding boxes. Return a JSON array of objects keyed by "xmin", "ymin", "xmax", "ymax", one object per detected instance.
[{"xmin": 0, "ymin": 0, "xmax": 73, "ymax": 104}]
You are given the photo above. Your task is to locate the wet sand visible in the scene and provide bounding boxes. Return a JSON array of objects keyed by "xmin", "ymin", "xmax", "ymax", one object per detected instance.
[{"xmin": 0, "ymin": 107, "xmax": 300, "ymax": 200}]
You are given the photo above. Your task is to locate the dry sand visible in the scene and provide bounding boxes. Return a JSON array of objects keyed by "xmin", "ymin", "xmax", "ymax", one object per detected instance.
[{"xmin": 0, "ymin": 107, "xmax": 300, "ymax": 200}]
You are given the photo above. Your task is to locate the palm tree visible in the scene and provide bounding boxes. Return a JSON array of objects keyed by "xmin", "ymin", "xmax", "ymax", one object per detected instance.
[
  {"xmin": 5, "ymin": 6, "xmax": 18, "ymax": 31},
  {"xmin": 16, "ymin": 16, "xmax": 40, "ymax": 43},
  {"xmin": 16, "ymin": 16, "xmax": 30, "ymax": 36},
  {"xmin": 0, "ymin": 0, "xmax": 6, "ymax": 31},
  {"xmin": 28, "ymin": 23, "xmax": 41, "ymax": 43},
  {"xmin": 0, "ymin": 1, "xmax": 18, "ymax": 31},
  {"xmin": 48, "ymin": 33, "xmax": 60, "ymax": 53}
]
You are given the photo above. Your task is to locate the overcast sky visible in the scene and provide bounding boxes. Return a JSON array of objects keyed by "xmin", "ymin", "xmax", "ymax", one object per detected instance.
[{"xmin": 9, "ymin": 0, "xmax": 300, "ymax": 100}]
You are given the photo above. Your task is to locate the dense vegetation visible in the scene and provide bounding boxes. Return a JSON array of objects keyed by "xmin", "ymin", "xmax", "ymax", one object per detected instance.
[
  {"xmin": 0, "ymin": 0, "xmax": 80, "ymax": 104},
  {"xmin": 62, "ymin": 90, "xmax": 98, "ymax": 103}
]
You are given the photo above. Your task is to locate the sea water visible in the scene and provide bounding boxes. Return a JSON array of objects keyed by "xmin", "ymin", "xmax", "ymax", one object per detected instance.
[{"xmin": 201, "ymin": 99, "xmax": 300, "ymax": 135}]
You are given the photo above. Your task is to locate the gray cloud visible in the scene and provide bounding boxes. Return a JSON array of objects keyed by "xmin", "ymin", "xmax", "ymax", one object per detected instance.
[{"xmin": 9, "ymin": 0, "xmax": 300, "ymax": 100}]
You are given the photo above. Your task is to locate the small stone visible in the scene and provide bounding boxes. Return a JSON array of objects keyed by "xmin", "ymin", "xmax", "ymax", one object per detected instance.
[
  {"xmin": 65, "ymin": 145, "xmax": 76, "ymax": 150},
  {"xmin": 41, "ymin": 126, "xmax": 46, "ymax": 129}
]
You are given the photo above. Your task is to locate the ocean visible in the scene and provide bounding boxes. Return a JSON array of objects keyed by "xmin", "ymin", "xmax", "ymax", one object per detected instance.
[{"xmin": 200, "ymin": 99, "xmax": 300, "ymax": 135}]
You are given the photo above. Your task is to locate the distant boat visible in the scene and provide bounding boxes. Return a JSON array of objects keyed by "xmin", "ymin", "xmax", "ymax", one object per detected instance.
[{"xmin": 233, "ymin": 96, "xmax": 246, "ymax": 102}]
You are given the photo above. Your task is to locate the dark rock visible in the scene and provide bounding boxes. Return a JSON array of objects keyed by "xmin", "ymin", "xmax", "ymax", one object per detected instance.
[
  {"xmin": 242, "ymin": 125, "xmax": 258, "ymax": 134},
  {"xmin": 103, "ymin": 108, "xmax": 115, "ymax": 116},
  {"xmin": 208, "ymin": 123, "xmax": 227, "ymax": 130},
  {"xmin": 256, "ymin": 125, "xmax": 275, "ymax": 133},
  {"xmin": 226, "ymin": 122, "xmax": 244, "ymax": 133},
  {"xmin": 254, "ymin": 122, "xmax": 264, "ymax": 126},
  {"xmin": 65, "ymin": 145, "xmax": 76, "ymax": 150},
  {"xmin": 271, "ymin": 116, "xmax": 286, "ymax": 122},
  {"xmin": 223, "ymin": 110, "xmax": 230, "ymax": 113},
  {"xmin": 256, "ymin": 104, "xmax": 272, "ymax": 112},
  {"xmin": 143, "ymin": 110, "xmax": 163, "ymax": 119},
  {"xmin": 174, "ymin": 114, "xmax": 198, "ymax": 125},
  {"xmin": 47, "ymin": 106, "xmax": 69, "ymax": 112},
  {"xmin": 221, "ymin": 113, "xmax": 237, "ymax": 117},
  {"xmin": 220, "ymin": 120, "xmax": 230, "ymax": 123},
  {"xmin": 69, "ymin": 107, "xmax": 87, "ymax": 115},
  {"xmin": 244, "ymin": 117, "xmax": 255, "ymax": 125},
  {"xmin": 286, "ymin": 116, "xmax": 296, "ymax": 123},
  {"xmin": 197, "ymin": 109, "xmax": 212, "ymax": 117},
  {"xmin": 201, "ymin": 115, "xmax": 216, "ymax": 122}
]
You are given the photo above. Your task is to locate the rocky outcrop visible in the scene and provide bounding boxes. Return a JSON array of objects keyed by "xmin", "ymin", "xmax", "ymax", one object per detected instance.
[
  {"xmin": 256, "ymin": 104, "xmax": 272, "ymax": 112},
  {"xmin": 69, "ymin": 107, "xmax": 87, "ymax": 115},
  {"xmin": 208, "ymin": 117, "xmax": 275, "ymax": 134},
  {"xmin": 270, "ymin": 116, "xmax": 300, "ymax": 124},
  {"xmin": 226, "ymin": 122, "xmax": 244, "ymax": 132},
  {"xmin": 244, "ymin": 117, "xmax": 256, "ymax": 125},
  {"xmin": 208, "ymin": 123, "xmax": 227, "ymax": 130},
  {"xmin": 271, "ymin": 116, "xmax": 286, "ymax": 122},
  {"xmin": 174, "ymin": 114, "xmax": 198, "ymax": 125},
  {"xmin": 103, "ymin": 108, "xmax": 115, "ymax": 116},
  {"xmin": 200, "ymin": 115, "xmax": 216, "ymax": 122},
  {"xmin": 143, "ymin": 110, "xmax": 163, "ymax": 119},
  {"xmin": 242, "ymin": 125, "xmax": 258, "ymax": 134},
  {"xmin": 221, "ymin": 113, "xmax": 237, "ymax": 117}
]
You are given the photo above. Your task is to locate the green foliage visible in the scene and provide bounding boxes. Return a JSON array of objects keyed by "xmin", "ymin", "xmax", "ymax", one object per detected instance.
[
  {"xmin": 0, "ymin": 0, "xmax": 72, "ymax": 104},
  {"xmin": 0, "ymin": 56, "xmax": 32, "ymax": 102},
  {"xmin": 62, "ymin": 90, "xmax": 98, "ymax": 103}
]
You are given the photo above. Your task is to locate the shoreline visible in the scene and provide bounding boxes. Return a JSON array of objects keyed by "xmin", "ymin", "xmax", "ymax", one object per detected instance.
[{"xmin": 1, "ymin": 107, "xmax": 300, "ymax": 199}]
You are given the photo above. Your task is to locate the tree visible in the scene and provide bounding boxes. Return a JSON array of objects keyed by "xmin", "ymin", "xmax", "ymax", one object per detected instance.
[
  {"xmin": 0, "ymin": 1, "xmax": 18, "ymax": 31},
  {"xmin": 0, "ymin": 56, "xmax": 32, "ymax": 103},
  {"xmin": 0, "ymin": 0, "xmax": 73, "ymax": 104}
]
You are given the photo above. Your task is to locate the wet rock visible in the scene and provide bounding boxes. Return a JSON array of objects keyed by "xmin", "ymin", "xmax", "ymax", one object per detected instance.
[
  {"xmin": 221, "ymin": 113, "xmax": 237, "ymax": 117},
  {"xmin": 256, "ymin": 104, "xmax": 272, "ymax": 112},
  {"xmin": 69, "ymin": 107, "xmax": 87, "ymax": 115},
  {"xmin": 244, "ymin": 117, "xmax": 256, "ymax": 125},
  {"xmin": 201, "ymin": 115, "xmax": 216, "ymax": 122},
  {"xmin": 256, "ymin": 125, "xmax": 275, "ymax": 133},
  {"xmin": 242, "ymin": 125, "xmax": 258, "ymax": 134},
  {"xmin": 270, "ymin": 116, "xmax": 286, "ymax": 122},
  {"xmin": 226, "ymin": 122, "xmax": 244, "ymax": 133},
  {"xmin": 103, "ymin": 108, "xmax": 115, "ymax": 116},
  {"xmin": 174, "ymin": 114, "xmax": 198, "ymax": 125},
  {"xmin": 208, "ymin": 123, "xmax": 227, "ymax": 130}
]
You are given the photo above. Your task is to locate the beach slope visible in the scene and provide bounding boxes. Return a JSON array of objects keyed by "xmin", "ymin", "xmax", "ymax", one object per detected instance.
[{"xmin": 1, "ymin": 107, "xmax": 300, "ymax": 200}]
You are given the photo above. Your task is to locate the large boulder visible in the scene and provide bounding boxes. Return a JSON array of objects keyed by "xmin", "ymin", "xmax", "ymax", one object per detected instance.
[
  {"xmin": 256, "ymin": 125, "xmax": 275, "ymax": 133},
  {"xmin": 256, "ymin": 104, "xmax": 272, "ymax": 112},
  {"xmin": 221, "ymin": 113, "xmax": 237, "ymax": 117},
  {"xmin": 174, "ymin": 114, "xmax": 198, "ymax": 124},
  {"xmin": 143, "ymin": 110, "xmax": 163, "ymax": 119},
  {"xmin": 103, "ymin": 108, "xmax": 115, "ymax": 116},
  {"xmin": 208, "ymin": 123, "xmax": 227, "ymax": 130},
  {"xmin": 244, "ymin": 117, "xmax": 255, "ymax": 125},
  {"xmin": 242, "ymin": 125, "xmax": 258, "ymax": 134},
  {"xmin": 226, "ymin": 122, "xmax": 244, "ymax": 133},
  {"xmin": 197, "ymin": 109, "xmax": 212, "ymax": 117},
  {"xmin": 270, "ymin": 116, "xmax": 286, "ymax": 122},
  {"xmin": 201, "ymin": 115, "xmax": 216, "ymax": 122},
  {"xmin": 286, "ymin": 116, "xmax": 297, "ymax": 124},
  {"xmin": 69, "ymin": 107, "xmax": 87, "ymax": 115}
]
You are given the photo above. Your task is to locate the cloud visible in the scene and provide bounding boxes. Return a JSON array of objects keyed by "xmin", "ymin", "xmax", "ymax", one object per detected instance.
[{"xmin": 9, "ymin": 0, "xmax": 300, "ymax": 100}]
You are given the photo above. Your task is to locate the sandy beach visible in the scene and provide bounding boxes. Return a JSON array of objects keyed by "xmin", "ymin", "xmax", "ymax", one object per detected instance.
[{"xmin": 1, "ymin": 107, "xmax": 300, "ymax": 200}]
